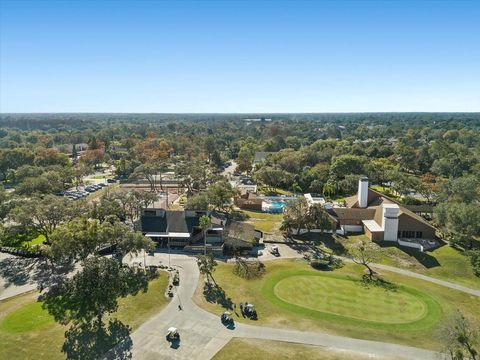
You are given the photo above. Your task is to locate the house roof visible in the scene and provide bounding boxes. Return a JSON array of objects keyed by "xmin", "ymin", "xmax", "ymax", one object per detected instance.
[
  {"xmin": 342, "ymin": 188, "xmax": 435, "ymax": 230},
  {"xmin": 329, "ymin": 207, "xmax": 376, "ymax": 221},
  {"xmin": 225, "ymin": 221, "xmax": 260, "ymax": 244},
  {"xmin": 140, "ymin": 210, "xmax": 201, "ymax": 234},
  {"xmin": 224, "ymin": 237, "xmax": 254, "ymax": 249},
  {"xmin": 140, "ymin": 215, "xmax": 167, "ymax": 233},
  {"xmin": 166, "ymin": 211, "xmax": 200, "ymax": 233}
]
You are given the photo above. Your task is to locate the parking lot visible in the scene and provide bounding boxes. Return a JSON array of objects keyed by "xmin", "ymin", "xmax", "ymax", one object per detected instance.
[{"xmin": 62, "ymin": 181, "xmax": 113, "ymax": 200}]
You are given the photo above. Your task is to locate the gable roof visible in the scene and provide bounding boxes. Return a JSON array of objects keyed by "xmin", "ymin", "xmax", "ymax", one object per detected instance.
[
  {"xmin": 140, "ymin": 215, "xmax": 167, "ymax": 233},
  {"xmin": 140, "ymin": 210, "xmax": 201, "ymax": 234},
  {"xmin": 329, "ymin": 207, "xmax": 376, "ymax": 221},
  {"xmin": 348, "ymin": 189, "xmax": 435, "ymax": 229}
]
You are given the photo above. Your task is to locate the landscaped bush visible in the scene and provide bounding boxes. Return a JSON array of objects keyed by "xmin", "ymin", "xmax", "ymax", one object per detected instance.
[
  {"xmin": 310, "ymin": 259, "xmax": 331, "ymax": 270},
  {"xmin": 233, "ymin": 259, "xmax": 265, "ymax": 279},
  {"xmin": 310, "ymin": 255, "xmax": 344, "ymax": 271}
]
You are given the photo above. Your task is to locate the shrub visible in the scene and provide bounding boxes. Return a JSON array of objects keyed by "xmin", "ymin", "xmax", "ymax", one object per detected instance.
[
  {"xmin": 233, "ymin": 259, "xmax": 265, "ymax": 279},
  {"xmin": 310, "ymin": 255, "xmax": 344, "ymax": 271}
]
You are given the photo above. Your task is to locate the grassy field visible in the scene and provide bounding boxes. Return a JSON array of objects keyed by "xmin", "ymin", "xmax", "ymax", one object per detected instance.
[
  {"xmin": 272, "ymin": 274, "xmax": 429, "ymax": 324},
  {"xmin": 213, "ymin": 338, "xmax": 401, "ymax": 360},
  {"xmin": 0, "ymin": 273, "xmax": 169, "ymax": 360},
  {"xmin": 194, "ymin": 259, "xmax": 480, "ymax": 350},
  {"xmin": 241, "ymin": 210, "xmax": 283, "ymax": 233},
  {"xmin": 295, "ymin": 232, "xmax": 480, "ymax": 290},
  {"xmin": 344, "ymin": 234, "xmax": 480, "ymax": 289}
]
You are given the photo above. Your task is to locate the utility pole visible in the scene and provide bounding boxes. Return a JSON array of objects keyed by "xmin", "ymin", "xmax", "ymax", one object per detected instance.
[{"xmin": 168, "ymin": 238, "xmax": 171, "ymax": 267}]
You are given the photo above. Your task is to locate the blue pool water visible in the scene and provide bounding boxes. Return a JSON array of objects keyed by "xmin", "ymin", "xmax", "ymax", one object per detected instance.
[{"xmin": 264, "ymin": 201, "xmax": 286, "ymax": 213}]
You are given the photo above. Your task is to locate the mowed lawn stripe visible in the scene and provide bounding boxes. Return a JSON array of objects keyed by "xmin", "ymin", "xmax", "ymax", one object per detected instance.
[{"xmin": 261, "ymin": 269, "xmax": 443, "ymax": 332}]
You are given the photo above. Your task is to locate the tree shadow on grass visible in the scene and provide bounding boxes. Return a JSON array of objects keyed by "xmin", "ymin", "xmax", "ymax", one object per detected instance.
[
  {"xmin": 64, "ymin": 319, "xmax": 132, "ymax": 360},
  {"xmin": 0, "ymin": 255, "xmax": 73, "ymax": 290},
  {"xmin": 203, "ymin": 282, "xmax": 233, "ymax": 310}
]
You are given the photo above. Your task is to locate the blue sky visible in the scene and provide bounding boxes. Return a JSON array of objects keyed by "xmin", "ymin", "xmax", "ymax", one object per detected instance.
[{"xmin": 1, "ymin": 0, "xmax": 479, "ymax": 113}]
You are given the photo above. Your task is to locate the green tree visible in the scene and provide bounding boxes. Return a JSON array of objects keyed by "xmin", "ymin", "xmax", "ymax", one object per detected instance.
[
  {"xmin": 442, "ymin": 312, "xmax": 479, "ymax": 360},
  {"xmin": 8, "ymin": 195, "xmax": 79, "ymax": 243},
  {"xmin": 349, "ymin": 241, "xmax": 380, "ymax": 280},
  {"xmin": 42, "ymin": 257, "xmax": 148, "ymax": 327},
  {"xmin": 199, "ymin": 215, "xmax": 212, "ymax": 255},
  {"xmin": 197, "ymin": 253, "xmax": 218, "ymax": 285}
]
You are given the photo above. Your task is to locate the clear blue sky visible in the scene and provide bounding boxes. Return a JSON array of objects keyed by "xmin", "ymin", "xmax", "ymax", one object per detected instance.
[{"xmin": 1, "ymin": 0, "xmax": 479, "ymax": 113}]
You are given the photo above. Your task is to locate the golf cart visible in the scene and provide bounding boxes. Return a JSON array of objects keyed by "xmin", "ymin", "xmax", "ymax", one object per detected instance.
[
  {"xmin": 220, "ymin": 311, "xmax": 234, "ymax": 325},
  {"xmin": 244, "ymin": 303, "xmax": 257, "ymax": 319},
  {"xmin": 166, "ymin": 327, "xmax": 180, "ymax": 341},
  {"xmin": 270, "ymin": 245, "xmax": 280, "ymax": 256}
]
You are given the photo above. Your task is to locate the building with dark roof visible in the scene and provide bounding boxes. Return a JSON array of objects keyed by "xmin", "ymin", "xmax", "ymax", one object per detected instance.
[{"xmin": 140, "ymin": 208, "xmax": 223, "ymax": 249}]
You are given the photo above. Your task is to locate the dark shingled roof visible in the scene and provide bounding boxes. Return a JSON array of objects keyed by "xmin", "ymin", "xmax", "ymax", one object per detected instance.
[
  {"xmin": 329, "ymin": 208, "xmax": 376, "ymax": 221},
  {"xmin": 140, "ymin": 215, "xmax": 167, "ymax": 233},
  {"xmin": 140, "ymin": 210, "xmax": 201, "ymax": 234},
  {"xmin": 166, "ymin": 211, "xmax": 200, "ymax": 233}
]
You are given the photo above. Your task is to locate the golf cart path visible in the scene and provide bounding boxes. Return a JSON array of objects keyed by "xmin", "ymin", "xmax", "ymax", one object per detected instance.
[
  {"xmin": 129, "ymin": 256, "xmax": 440, "ymax": 360},
  {"xmin": 369, "ymin": 262, "xmax": 480, "ymax": 297}
]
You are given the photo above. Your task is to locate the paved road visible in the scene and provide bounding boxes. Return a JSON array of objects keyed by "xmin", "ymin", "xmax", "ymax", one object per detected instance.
[
  {"xmin": 128, "ymin": 253, "xmax": 440, "ymax": 360},
  {"xmin": 369, "ymin": 262, "xmax": 480, "ymax": 297}
]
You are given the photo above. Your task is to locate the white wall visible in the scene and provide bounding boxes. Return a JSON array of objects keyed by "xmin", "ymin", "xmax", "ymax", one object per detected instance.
[
  {"xmin": 398, "ymin": 239, "xmax": 424, "ymax": 252},
  {"xmin": 358, "ymin": 177, "xmax": 369, "ymax": 208},
  {"xmin": 382, "ymin": 204, "xmax": 399, "ymax": 241},
  {"xmin": 340, "ymin": 225, "xmax": 364, "ymax": 234}
]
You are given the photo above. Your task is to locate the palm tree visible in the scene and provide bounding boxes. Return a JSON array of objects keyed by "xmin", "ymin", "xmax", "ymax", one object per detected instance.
[{"xmin": 199, "ymin": 215, "xmax": 212, "ymax": 255}]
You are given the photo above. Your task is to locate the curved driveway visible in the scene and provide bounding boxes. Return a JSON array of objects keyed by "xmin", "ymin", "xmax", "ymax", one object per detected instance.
[{"xmin": 130, "ymin": 255, "xmax": 440, "ymax": 360}]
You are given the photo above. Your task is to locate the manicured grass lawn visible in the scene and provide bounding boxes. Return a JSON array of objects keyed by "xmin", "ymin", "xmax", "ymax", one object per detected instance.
[
  {"xmin": 194, "ymin": 259, "xmax": 480, "ymax": 350},
  {"xmin": 272, "ymin": 274, "xmax": 428, "ymax": 324},
  {"xmin": 241, "ymin": 210, "xmax": 283, "ymax": 233},
  {"xmin": 0, "ymin": 273, "xmax": 169, "ymax": 360},
  {"xmin": 213, "ymin": 338, "xmax": 399, "ymax": 360},
  {"xmin": 341, "ymin": 234, "xmax": 480, "ymax": 290},
  {"xmin": 297, "ymin": 232, "xmax": 480, "ymax": 290},
  {"xmin": 259, "ymin": 187, "xmax": 293, "ymax": 196}
]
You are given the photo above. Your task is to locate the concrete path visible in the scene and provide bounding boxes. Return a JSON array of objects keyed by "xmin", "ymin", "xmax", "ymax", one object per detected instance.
[
  {"xmin": 370, "ymin": 262, "xmax": 480, "ymax": 297},
  {"xmin": 129, "ymin": 254, "xmax": 440, "ymax": 360}
]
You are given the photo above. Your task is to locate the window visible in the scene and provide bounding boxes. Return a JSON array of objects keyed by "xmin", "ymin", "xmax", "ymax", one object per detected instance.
[
  {"xmin": 400, "ymin": 230, "xmax": 415, "ymax": 238},
  {"xmin": 416, "ymin": 231, "xmax": 423, "ymax": 238}
]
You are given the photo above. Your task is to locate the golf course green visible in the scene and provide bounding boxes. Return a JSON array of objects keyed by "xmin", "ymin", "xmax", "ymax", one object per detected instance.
[{"xmin": 261, "ymin": 269, "xmax": 443, "ymax": 331}]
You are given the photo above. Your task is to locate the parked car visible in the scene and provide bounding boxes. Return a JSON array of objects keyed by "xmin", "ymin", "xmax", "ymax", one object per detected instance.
[{"xmin": 106, "ymin": 178, "xmax": 116, "ymax": 183}]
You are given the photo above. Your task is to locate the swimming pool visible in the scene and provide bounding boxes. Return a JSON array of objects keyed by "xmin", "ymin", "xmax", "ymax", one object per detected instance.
[{"xmin": 260, "ymin": 196, "xmax": 297, "ymax": 213}]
